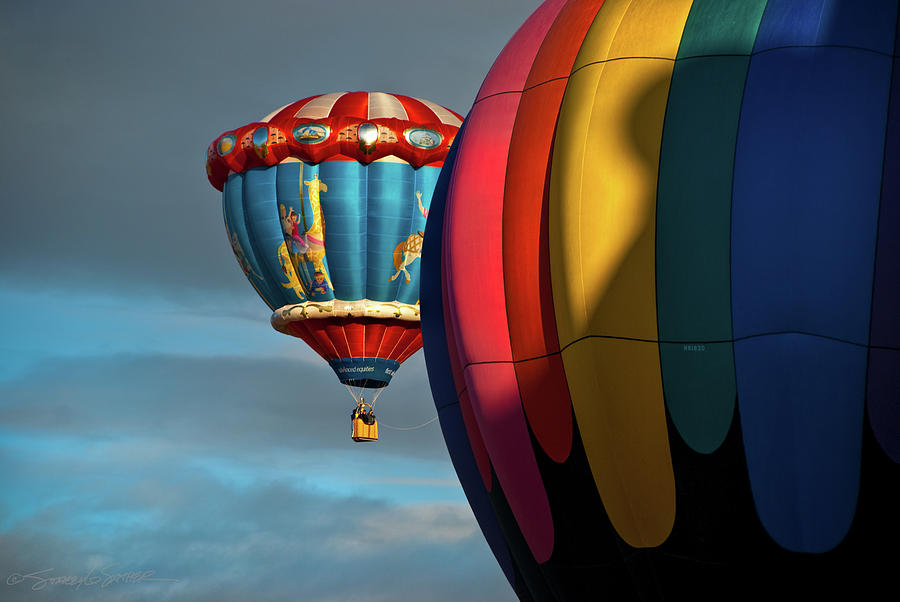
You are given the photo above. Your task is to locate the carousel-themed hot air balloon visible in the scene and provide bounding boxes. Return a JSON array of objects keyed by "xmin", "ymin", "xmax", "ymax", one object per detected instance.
[
  {"xmin": 207, "ymin": 91, "xmax": 461, "ymax": 440},
  {"xmin": 422, "ymin": 0, "xmax": 899, "ymax": 599}
]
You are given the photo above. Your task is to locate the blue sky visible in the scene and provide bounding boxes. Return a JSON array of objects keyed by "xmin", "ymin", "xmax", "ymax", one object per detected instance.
[{"xmin": 0, "ymin": 1, "xmax": 541, "ymax": 599}]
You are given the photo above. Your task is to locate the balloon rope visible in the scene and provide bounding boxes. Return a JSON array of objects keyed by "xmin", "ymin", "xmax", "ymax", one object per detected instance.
[
  {"xmin": 369, "ymin": 387, "xmax": 384, "ymax": 408},
  {"xmin": 377, "ymin": 416, "xmax": 439, "ymax": 431},
  {"xmin": 345, "ymin": 384, "xmax": 360, "ymax": 404}
]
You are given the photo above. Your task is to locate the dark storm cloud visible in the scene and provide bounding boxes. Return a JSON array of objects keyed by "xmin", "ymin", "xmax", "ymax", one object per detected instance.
[{"xmin": 0, "ymin": 0, "xmax": 541, "ymax": 300}]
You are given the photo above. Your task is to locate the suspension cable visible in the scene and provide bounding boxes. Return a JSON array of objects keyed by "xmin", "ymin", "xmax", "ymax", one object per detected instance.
[{"xmin": 377, "ymin": 415, "xmax": 439, "ymax": 431}]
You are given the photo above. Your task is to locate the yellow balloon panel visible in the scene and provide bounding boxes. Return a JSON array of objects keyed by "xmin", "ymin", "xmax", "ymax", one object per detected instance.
[
  {"xmin": 569, "ymin": 0, "xmax": 633, "ymax": 70},
  {"xmin": 549, "ymin": 0, "xmax": 692, "ymax": 549},
  {"xmin": 547, "ymin": 58, "xmax": 602, "ymax": 341},
  {"xmin": 551, "ymin": 56, "xmax": 676, "ymax": 343},
  {"xmin": 561, "ymin": 338, "xmax": 675, "ymax": 548},
  {"xmin": 550, "ymin": 0, "xmax": 692, "ymax": 345},
  {"xmin": 572, "ymin": 0, "xmax": 694, "ymax": 70}
]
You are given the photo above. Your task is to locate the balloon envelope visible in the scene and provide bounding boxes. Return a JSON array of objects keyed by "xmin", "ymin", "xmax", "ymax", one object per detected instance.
[
  {"xmin": 422, "ymin": 1, "xmax": 900, "ymax": 599},
  {"xmin": 207, "ymin": 91, "xmax": 461, "ymax": 395}
]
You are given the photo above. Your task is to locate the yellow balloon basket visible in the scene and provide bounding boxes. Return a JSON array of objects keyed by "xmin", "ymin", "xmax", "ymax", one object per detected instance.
[{"xmin": 351, "ymin": 402, "xmax": 378, "ymax": 443}]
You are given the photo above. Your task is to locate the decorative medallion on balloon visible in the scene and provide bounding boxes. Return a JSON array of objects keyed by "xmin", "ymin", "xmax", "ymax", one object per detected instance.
[
  {"xmin": 251, "ymin": 126, "xmax": 268, "ymax": 159},
  {"xmin": 217, "ymin": 134, "xmax": 236, "ymax": 156},
  {"xmin": 404, "ymin": 128, "xmax": 443, "ymax": 149},
  {"xmin": 357, "ymin": 122, "xmax": 379, "ymax": 154},
  {"xmin": 293, "ymin": 123, "xmax": 330, "ymax": 144}
]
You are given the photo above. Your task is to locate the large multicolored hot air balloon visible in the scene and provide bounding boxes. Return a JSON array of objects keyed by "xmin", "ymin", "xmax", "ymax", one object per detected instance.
[
  {"xmin": 207, "ymin": 91, "xmax": 461, "ymax": 406},
  {"xmin": 422, "ymin": 1, "xmax": 900, "ymax": 599}
]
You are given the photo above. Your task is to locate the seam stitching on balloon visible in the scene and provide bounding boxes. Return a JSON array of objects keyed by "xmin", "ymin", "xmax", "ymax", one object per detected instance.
[
  {"xmin": 753, "ymin": 43, "xmax": 896, "ymax": 59},
  {"xmin": 474, "ymin": 76, "xmax": 571, "ymax": 105},
  {"xmin": 459, "ymin": 330, "xmax": 899, "ymax": 370}
]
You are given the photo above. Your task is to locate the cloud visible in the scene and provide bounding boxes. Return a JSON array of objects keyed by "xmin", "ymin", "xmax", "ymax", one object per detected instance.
[
  {"xmin": 0, "ymin": 433, "xmax": 513, "ymax": 602},
  {"xmin": 349, "ymin": 503, "xmax": 480, "ymax": 549},
  {"xmin": 0, "ymin": 351, "xmax": 448, "ymax": 463},
  {"xmin": 0, "ymin": 350, "xmax": 513, "ymax": 600},
  {"xmin": 364, "ymin": 477, "xmax": 460, "ymax": 487},
  {"xmin": 0, "ymin": 289, "xmax": 515, "ymax": 601}
]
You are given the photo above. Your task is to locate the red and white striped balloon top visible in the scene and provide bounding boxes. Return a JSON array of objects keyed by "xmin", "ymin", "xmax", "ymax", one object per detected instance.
[{"xmin": 206, "ymin": 91, "xmax": 463, "ymax": 191}]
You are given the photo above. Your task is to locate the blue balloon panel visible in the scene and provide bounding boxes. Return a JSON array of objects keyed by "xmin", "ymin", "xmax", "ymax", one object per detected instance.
[
  {"xmin": 753, "ymin": 0, "xmax": 898, "ymax": 54},
  {"xmin": 223, "ymin": 173, "xmax": 279, "ymax": 309},
  {"xmin": 224, "ymin": 159, "xmax": 440, "ymax": 307},
  {"xmin": 734, "ymin": 334, "xmax": 866, "ymax": 552},
  {"xmin": 358, "ymin": 161, "xmax": 416, "ymax": 302},
  {"xmin": 243, "ymin": 168, "xmax": 306, "ymax": 307},
  {"xmin": 731, "ymin": 5, "xmax": 895, "ymax": 552}
]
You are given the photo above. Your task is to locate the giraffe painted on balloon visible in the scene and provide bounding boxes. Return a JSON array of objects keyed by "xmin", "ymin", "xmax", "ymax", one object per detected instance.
[
  {"xmin": 276, "ymin": 240, "xmax": 307, "ymax": 302},
  {"xmin": 300, "ymin": 173, "xmax": 334, "ymax": 290},
  {"xmin": 389, "ymin": 191, "xmax": 427, "ymax": 285}
]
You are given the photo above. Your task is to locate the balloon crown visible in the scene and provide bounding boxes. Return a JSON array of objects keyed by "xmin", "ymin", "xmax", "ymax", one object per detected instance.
[{"xmin": 205, "ymin": 91, "xmax": 463, "ymax": 191}]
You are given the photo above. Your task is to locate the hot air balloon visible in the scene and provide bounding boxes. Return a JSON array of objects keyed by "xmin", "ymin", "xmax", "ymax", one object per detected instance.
[
  {"xmin": 422, "ymin": 0, "xmax": 900, "ymax": 600},
  {"xmin": 207, "ymin": 91, "xmax": 461, "ymax": 438}
]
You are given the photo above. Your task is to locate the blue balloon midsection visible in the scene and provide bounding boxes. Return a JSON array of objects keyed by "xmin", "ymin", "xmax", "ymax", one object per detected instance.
[{"xmin": 222, "ymin": 159, "xmax": 439, "ymax": 310}]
